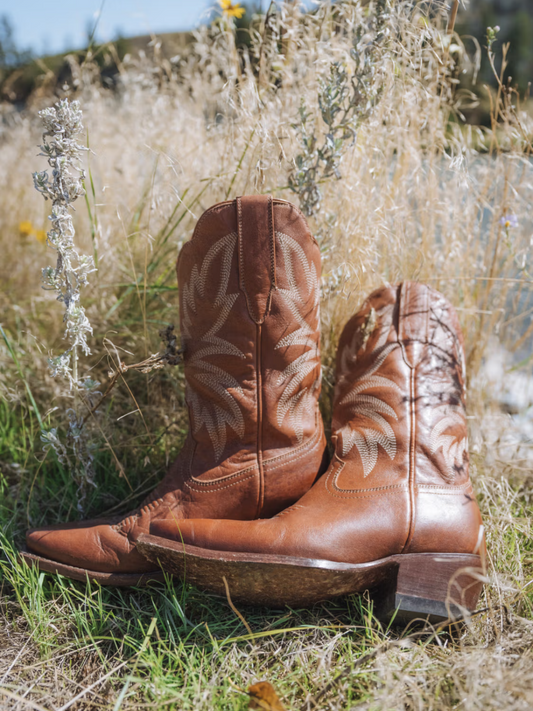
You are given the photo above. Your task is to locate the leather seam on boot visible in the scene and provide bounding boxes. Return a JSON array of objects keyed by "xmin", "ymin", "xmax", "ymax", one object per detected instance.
[
  {"xmin": 189, "ymin": 202, "xmax": 234, "ymax": 244},
  {"xmin": 417, "ymin": 481, "xmax": 473, "ymax": 490},
  {"xmin": 399, "ymin": 281, "xmax": 430, "ymax": 346},
  {"xmin": 188, "ymin": 464, "xmax": 258, "ymax": 485},
  {"xmin": 113, "ymin": 521, "xmax": 132, "ymax": 536},
  {"xmin": 262, "ymin": 435, "xmax": 323, "ymax": 473},
  {"xmin": 273, "ymin": 504, "xmax": 305, "ymax": 518},
  {"xmin": 184, "ymin": 201, "xmax": 314, "ymax": 295},
  {"xmin": 122, "ymin": 466, "xmax": 260, "ymax": 519},
  {"xmin": 256, "ymin": 321, "xmax": 265, "ymax": 516},
  {"xmin": 185, "ymin": 472, "xmax": 257, "ymax": 494},
  {"xmin": 138, "ymin": 488, "xmax": 176, "ymax": 515},
  {"xmin": 416, "ymin": 485, "xmax": 474, "ymax": 495},
  {"xmin": 268, "ymin": 198, "xmax": 276, "ymax": 290},
  {"xmin": 137, "ymin": 429, "xmax": 321, "ymax": 501},
  {"xmin": 146, "ymin": 417, "xmax": 319, "ymax": 494},
  {"xmin": 144, "ymin": 426, "xmax": 320, "ymax": 498},
  {"xmin": 262, "ymin": 423, "xmax": 322, "ymax": 470},
  {"xmin": 402, "ymin": 353, "xmax": 417, "ymax": 552},
  {"xmin": 328, "ymin": 478, "xmax": 409, "ymax": 495},
  {"xmin": 325, "ymin": 459, "xmax": 409, "ymax": 496},
  {"xmin": 116, "ymin": 514, "xmax": 136, "ymax": 529},
  {"xmin": 189, "ymin": 199, "xmax": 310, "ymax": 250},
  {"xmin": 326, "ymin": 486, "xmax": 409, "ymax": 500},
  {"xmin": 272, "ymin": 202, "xmax": 316, "ymax": 246},
  {"xmin": 236, "ymin": 196, "xmax": 276, "ymax": 325}
]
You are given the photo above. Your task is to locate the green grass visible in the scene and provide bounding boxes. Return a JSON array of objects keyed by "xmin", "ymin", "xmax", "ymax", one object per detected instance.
[
  {"xmin": 1, "ymin": 433, "xmax": 532, "ymax": 709},
  {"xmin": 0, "ymin": 530, "xmax": 384, "ymax": 709}
]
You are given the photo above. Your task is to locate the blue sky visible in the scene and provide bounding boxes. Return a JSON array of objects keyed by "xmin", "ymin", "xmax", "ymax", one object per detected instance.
[{"xmin": 1, "ymin": 0, "xmax": 248, "ymax": 56}]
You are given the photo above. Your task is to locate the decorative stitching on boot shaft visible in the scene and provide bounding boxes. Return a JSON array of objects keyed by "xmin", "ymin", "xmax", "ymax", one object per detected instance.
[
  {"xmin": 181, "ymin": 231, "xmax": 246, "ymax": 462},
  {"xmin": 274, "ymin": 231, "xmax": 321, "ymax": 444}
]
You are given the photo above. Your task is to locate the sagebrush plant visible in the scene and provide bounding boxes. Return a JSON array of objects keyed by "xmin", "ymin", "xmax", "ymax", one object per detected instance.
[
  {"xmin": 33, "ymin": 98, "xmax": 100, "ymax": 509},
  {"xmin": 33, "ymin": 98, "xmax": 94, "ymax": 384},
  {"xmin": 0, "ymin": 1, "xmax": 532, "ymax": 709},
  {"xmin": 289, "ymin": 5, "xmax": 387, "ymax": 216}
]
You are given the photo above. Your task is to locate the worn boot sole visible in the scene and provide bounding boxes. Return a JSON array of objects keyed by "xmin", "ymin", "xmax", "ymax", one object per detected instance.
[
  {"xmin": 19, "ymin": 549, "xmax": 167, "ymax": 587},
  {"xmin": 137, "ymin": 534, "xmax": 484, "ymax": 624}
]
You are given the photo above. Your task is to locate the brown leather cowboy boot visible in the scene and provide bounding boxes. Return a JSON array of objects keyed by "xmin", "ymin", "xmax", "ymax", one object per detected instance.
[
  {"xmin": 23, "ymin": 196, "xmax": 327, "ymax": 585},
  {"xmin": 139, "ymin": 282, "xmax": 485, "ymax": 622}
]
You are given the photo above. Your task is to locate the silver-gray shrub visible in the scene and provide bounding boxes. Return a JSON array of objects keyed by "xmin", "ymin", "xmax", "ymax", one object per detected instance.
[
  {"xmin": 33, "ymin": 98, "xmax": 95, "ymax": 385},
  {"xmin": 288, "ymin": 6, "xmax": 387, "ymax": 217},
  {"xmin": 33, "ymin": 98, "xmax": 98, "ymax": 511}
]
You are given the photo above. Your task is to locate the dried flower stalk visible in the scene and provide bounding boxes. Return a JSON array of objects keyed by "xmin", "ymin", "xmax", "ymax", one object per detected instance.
[
  {"xmin": 33, "ymin": 98, "xmax": 95, "ymax": 385},
  {"xmin": 33, "ymin": 98, "xmax": 98, "ymax": 511}
]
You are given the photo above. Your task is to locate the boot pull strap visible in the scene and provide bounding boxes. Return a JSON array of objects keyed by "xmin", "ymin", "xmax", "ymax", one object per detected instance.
[{"xmin": 236, "ymin": 195, "xmax": 277, "ymax": 324}]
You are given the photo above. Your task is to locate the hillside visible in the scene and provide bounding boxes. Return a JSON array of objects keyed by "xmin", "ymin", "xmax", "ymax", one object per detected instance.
[{"xmin": 0, "ymin": 31, "xmax": 192, "ymax": 104}]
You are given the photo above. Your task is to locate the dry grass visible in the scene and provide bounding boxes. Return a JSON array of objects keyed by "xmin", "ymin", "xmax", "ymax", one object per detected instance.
[{"xmin": 0, "ymin": 1, "xmax": 532, "ymax": 709}]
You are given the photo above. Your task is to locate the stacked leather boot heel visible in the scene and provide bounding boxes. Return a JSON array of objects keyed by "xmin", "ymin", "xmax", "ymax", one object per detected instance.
[
  {"xmin": 138, "ymin": 282, "xmax": 486, "ymax": 623},
  {"xmin": 22, "ymin": 196, "xmax": 327, "ymax": 585}
]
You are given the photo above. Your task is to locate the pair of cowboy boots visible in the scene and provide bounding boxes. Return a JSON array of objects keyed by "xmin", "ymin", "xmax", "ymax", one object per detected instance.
[{"xmin": 23, "ymin": 196, "xmax": 485, "ymax": 623}]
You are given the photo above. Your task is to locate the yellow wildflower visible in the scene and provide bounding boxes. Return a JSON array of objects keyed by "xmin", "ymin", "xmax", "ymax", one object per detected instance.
[
  {"xmin": 19, "ymin": 220, "xmax": 34, "ymax": 236},
  {"xmin": 18, "ymin": 220, "xmax": 47, "ymax": 243},
  {"xmin": 219, "ymin": 0, "xmax": 245, "ymax": 19}
]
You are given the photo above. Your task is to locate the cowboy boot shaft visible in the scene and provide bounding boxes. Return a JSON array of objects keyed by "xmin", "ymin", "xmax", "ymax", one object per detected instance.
[
  {"xmin": 398, "ymin": 284, "xmax": 482, "ymax": 554},
  {"xmin": 332, "ymin": 285, "xmax": 411, "ymax": 490},
  {"xmin": 332, "ymin": 282, "xmax": 470, "ymax": 487},
  {"xmin": 177, "ymin": 196, "xmax": 324, "ymax": 517},
  {"xmin": 333, "ymin": 282, "xmax": 481, "ymax": 554},
  {"xmin": 257, "ymin": 202, "xmax": 324, "ymax": 515},
  {"xmin": 178, "ymin": 204, "xmax": 259, "ymax": 474}
]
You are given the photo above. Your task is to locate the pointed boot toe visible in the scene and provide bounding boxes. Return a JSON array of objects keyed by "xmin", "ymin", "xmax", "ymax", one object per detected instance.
[
  {"xmin": 25, "ymin": 518, "xmax": 109, "ymax": 563},
  {"xmin": 23, "ymin": 518, "xmax": 160, "ymax": 585},
  {"xmin": 26, "ymin": 526, "xmax": 58, "ymax": 557},
  {"xmin": 26, "ymin": 521, "xmax": 117, "ymax": 571},
  {"xmin": 139, "ymin": 282, "xmax": 486, "ymax": 623}
]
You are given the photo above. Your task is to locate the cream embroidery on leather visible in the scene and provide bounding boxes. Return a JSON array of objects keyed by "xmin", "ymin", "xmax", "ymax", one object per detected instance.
[
  {"xmin": 337, "ymin": 342, "xmax": 401, "ymax": 477},
  {"xmin": 274, "ymin": 232, "xmax": 321, "ymax": 442},
  {"xmin": 182, "ymin": 232, "xmax": 246, "ymax": 460},
  {"xmin": 430, "ymin": 406, "xmax": 468, "ymax": 479},
  {"xmin": 337, "ymin": 301, "xmax": 395, "ymax": 383}
]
